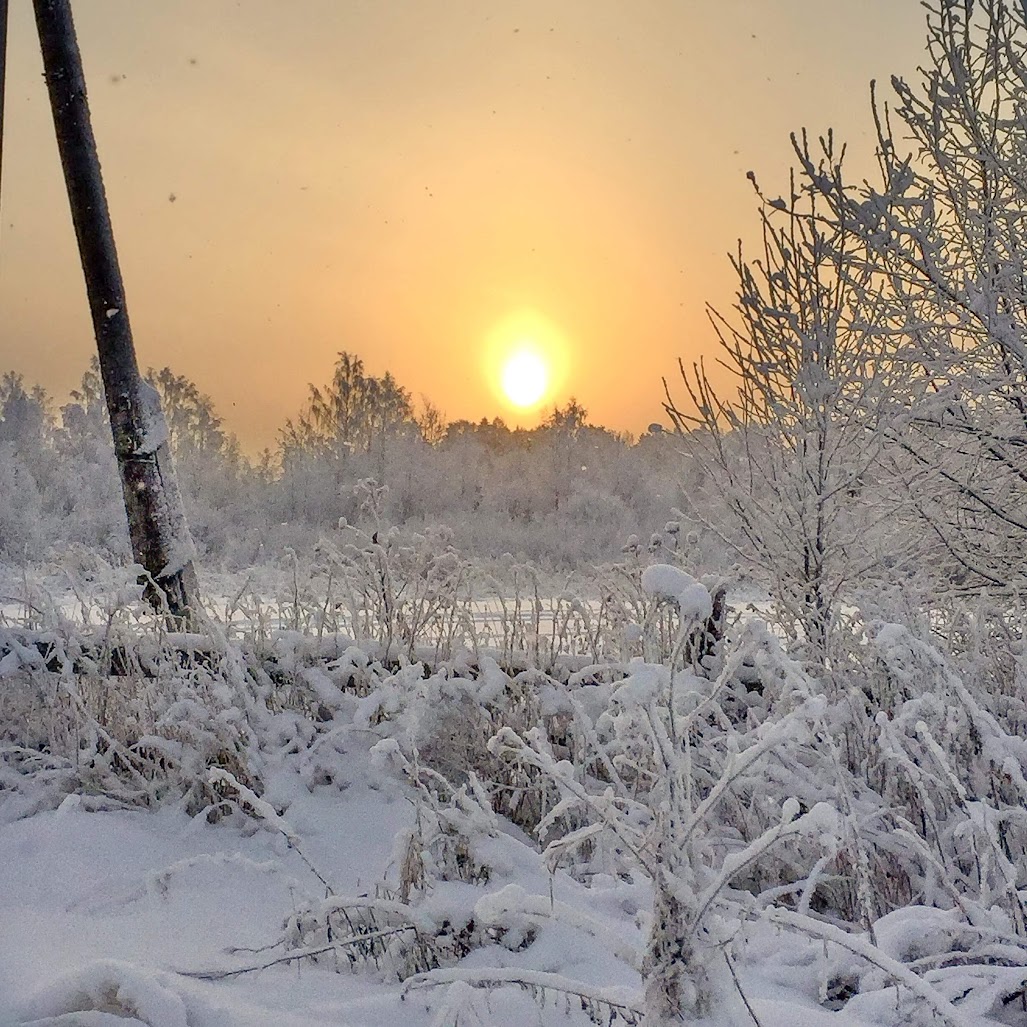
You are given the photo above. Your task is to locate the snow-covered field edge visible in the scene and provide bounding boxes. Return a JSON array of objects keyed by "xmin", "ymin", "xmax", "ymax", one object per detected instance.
[{"xmin": 1, "ymin": 560, "xmax": 1026, "ymax": 1026}]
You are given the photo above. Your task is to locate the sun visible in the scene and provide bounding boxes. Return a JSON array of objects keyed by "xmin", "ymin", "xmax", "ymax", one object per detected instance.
[
  {"xmin": 484, "ymin": 310, "xmax": 570, "ymax": 418},
  {"xmin": 501, "ymin": 348, "xmax": 549, "ymax": 408}
]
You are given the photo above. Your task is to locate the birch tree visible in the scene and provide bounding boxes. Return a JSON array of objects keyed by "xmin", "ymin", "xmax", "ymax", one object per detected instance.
[
  {"xmin": 797, "ymin": 0, "xmax": 1027, "ymax": 595},
  {"xmin": 299, "ymin": 351, "xmax": 414, "ymax": 457},
  {"xmin": 666, "ymin": 155, "xmax": 906, "ymax": 661}
]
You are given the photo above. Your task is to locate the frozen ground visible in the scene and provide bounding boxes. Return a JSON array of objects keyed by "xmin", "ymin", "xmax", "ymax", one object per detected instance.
[
  {"xmin": 1, "ymin": 563, "xmax": 1022, "ymax": 1026},
  {"xmin": 0, "ymin": 730, "xmax": 1007, "ymax": 1026}
]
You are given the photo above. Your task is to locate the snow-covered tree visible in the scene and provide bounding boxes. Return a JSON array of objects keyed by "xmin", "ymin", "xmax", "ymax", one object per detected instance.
[
  {"xmin": 665, "ymin": 158, "xmax": 907, "ymax": 660},
  {"xmin": 797, "ymin": 0, "xmax": 1027, "ymax": 595},
  {"xmin": 287, "ymin": 351, "xmax": 415, "ymax": 460}
]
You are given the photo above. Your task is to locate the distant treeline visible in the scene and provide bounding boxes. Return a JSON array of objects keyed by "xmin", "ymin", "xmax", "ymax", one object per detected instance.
[{"xmin": 0, "ymin": 355, "xmax": 725, "ymax": 571}]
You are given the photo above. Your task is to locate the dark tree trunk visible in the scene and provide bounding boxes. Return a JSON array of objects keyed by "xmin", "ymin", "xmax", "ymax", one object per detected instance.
[
  {"xmin": 0, "ymin": 0, "xmax": 8, "ymax": 211},
  {"xmin": 32, "ymin": 0, "xmax": 200, "ymax": 624}
]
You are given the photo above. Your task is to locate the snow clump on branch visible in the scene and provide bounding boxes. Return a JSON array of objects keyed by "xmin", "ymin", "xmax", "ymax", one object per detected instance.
[{"xmin": 640, "ymin": 563, "xmax": 712, "ymax": 623}]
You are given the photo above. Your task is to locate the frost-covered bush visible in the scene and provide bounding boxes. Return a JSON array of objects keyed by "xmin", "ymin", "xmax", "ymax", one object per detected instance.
[
  {"xmin": 486, "ymin": 571, "xmax": 843, "ymax": 1022},
  {"xmin": 0, "ymin": 565, "xmax": 260, "ymax": 820},
  {"xmin": 6, "ymin": 544, "xmax": 1027, "ymax": 1025}
]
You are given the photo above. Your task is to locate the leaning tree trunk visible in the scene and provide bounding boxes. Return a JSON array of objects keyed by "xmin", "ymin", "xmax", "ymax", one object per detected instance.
[
  {"xmin": 33, "ymin": 0, "xmax": 200, "ymax": 623},
  {"xmin": 0, "ymin": 0, "xmax": 8, "ymax": 213}
]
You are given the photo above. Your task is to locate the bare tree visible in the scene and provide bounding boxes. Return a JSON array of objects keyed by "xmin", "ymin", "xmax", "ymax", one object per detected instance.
[
  {"xmin": 796, "ymin": 0, "xmax": 1027, "ymax": 596},
  {"xmin": 414, "ymin": 395, "xmax": 448, "ymax": 446},
  {"xmin": 666, "ymin": 156, "xmax": 906, "ymax": 661}
]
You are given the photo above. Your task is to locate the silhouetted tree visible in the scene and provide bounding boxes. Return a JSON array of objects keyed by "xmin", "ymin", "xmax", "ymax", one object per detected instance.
[
  {"xmin": 415, "ymin": 395, "xmax": 448, "ymax": 446},
  {"xmin": 299, "ymin": 352, "xmax": 414, "ymax": 456},
  {"xmin": 145, "ymin": 367, "xmax": 229, "ymax": 461}
]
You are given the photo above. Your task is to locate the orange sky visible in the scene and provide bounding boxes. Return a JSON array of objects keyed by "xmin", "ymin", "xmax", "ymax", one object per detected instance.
[{"xmin": 0, "ymin": 1, "xmax": 925, "ymax": 452}]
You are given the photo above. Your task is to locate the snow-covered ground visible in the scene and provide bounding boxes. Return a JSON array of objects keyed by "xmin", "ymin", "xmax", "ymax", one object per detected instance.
[
  {"xmin": 0, "ymin": 731, "xmax": 1010, "ymax": 1027},
  {"xmin": 0, "ymin": 761, "xmax": 867, "ymax": 1027},
  {"xmin": 2, "ymin": 564, "xmax": 1024, "ymax": 1026}
]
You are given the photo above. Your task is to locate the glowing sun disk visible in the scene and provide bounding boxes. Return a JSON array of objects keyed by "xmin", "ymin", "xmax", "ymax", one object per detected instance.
[{"xmin": 501, "ymin": 349, "xmax": 549, "ymax": 408}]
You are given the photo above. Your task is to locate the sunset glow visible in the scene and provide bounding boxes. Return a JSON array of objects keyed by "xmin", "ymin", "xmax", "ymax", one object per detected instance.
[
  {"xmin": 501, "ymin": 348, "xmax": 549, "ymax": 408},
  {"xmin": 0, "ymin": 2, "xmax": 927, "ymax": 450},
  {"xmin": 483, "ymin": 310, "xmax": 571, "ymax": 420}
]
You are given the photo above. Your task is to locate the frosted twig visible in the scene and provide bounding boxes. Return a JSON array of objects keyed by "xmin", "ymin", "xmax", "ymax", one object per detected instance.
[
  {"xmin": 765, "ymin": 907, "xmax": 979, "ymax": 1027},
  {"xmin": 404, "ymin": 966, "xmax": 643, "ymax": 1022},
  {"xmin": 179, "ymin": 925, "xmax": 416, "ymax": 979}
]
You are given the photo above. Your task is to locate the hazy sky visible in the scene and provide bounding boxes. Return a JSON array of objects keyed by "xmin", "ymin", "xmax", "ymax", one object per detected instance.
[{"xmin": 1, "ymin": 1, "xmax": 926, "ymax": 451}]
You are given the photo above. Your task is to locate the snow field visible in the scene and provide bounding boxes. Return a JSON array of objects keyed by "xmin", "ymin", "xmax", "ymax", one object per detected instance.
[{"xmin": 1, "ymin": 565, "xmax": 1025, "ymax": 1025}]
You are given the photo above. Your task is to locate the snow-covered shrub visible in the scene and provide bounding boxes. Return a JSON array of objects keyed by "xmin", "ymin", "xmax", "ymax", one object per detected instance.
[
  {"xmin": 9, "ymin": 536, "xmax": 1027, "ymax": 1024},
  {"xmin": 487, "ymin": 569, "xmax": 842, "ymax": 1022},
  {"xmin": 0, "ymin": 565, "xmax": 260, "ymax": 819},
  {"xmin": 866, "ymin": 624, "xmax": 1027, "ymax": 934}
]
